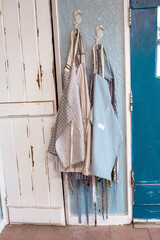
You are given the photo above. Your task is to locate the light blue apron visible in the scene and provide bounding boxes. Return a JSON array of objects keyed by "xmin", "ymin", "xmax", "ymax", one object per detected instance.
[{"xmin": 89, "ymin": 46, "xmax": 122, "ymax": 180}]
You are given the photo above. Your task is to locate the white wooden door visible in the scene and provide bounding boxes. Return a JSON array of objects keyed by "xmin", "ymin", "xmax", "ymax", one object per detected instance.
[{"xmin": 0, "ymin": 0, "xmax": 65, "ymax": 225}]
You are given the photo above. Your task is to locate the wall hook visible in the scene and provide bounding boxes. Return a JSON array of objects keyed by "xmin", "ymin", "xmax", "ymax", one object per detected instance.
[
  {"xmin": 95, "ymin": 24, "xmax": 105, "ymax": 45},
  {"xmin": 74, "ymin": 9, "xmax": 82, "ymax": 29}
]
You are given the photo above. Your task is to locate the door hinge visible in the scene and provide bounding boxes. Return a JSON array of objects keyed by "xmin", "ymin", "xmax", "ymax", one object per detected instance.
[
  {"xmin": 5, "ymin": 196, "xmax": 8, "ymax": 205},
  {"xmin": 130, "ymin": 92, "xmax": 133, "ymax": 112},
  {"xmin": 131, "ymin": 170, "xmax": 134, "ymax": 187},
  {"xmin": 129, "ymin": 8, "xmax": 132, "ymax": 27}
]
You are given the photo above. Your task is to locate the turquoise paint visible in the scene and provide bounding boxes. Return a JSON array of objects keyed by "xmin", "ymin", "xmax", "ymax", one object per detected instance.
[
  {"xmin": 134, "ymin": 185, "xmax": 160, "ymax": 205},
  {"xmin": 58, "ymin": 0, "xmax": 127, "ymax": 215},
  {"xmin": 131, "ymin": 6, "xmax": 160, "ymax": 219},
  {"xmin": 133, "ymin": 205, "xmax": 160, "ymax": 219},
  {"xmin": 130, "ymin": 0, "xmax": 160, "ymax": 9}
]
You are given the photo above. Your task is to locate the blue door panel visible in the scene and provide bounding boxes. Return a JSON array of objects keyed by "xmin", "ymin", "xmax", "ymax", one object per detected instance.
[
  {"xmin": 133, "ymin": 206, "xmax": 160, "ymax": 219},
  {"xmin": 131, "ymin": 5, "xmax": 160, "ymax": 219},
  {"xmin": 134, "ymin": 185, "xmax": 160, "ymax": 205},
  {"xmin": 131, "ymin": 8, "xmax": 160, "ymax": 185},
  {"xmin": 130, "ymin": 0, "xmax": 160, "ymax": 9}
]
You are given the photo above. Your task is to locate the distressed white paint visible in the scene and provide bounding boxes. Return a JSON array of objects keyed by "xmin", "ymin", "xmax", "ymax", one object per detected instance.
[
  {"xmin": 9, "ymin": 207, "xmax": 65, "ymax": 225},
  {"xmin": 51, "ymin": 0, "xmax": 62, "ymax": 103},
  {"xmin": 0, "ymin": 101, "xmax": 55, "ymax": 118},
  {"xmin": 0, "ymin": 0, "xmax": 65, "ymax": 225},
  {"xmin": 0, "ymin": 147, "xmax": 9, "ymax": 232}
]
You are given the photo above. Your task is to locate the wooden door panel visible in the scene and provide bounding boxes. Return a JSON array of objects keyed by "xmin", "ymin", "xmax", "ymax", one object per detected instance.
[
  {"xmin": 1, "ymin": 0, "xmax": 25, "ymax": 102},
  {"xmin": 1, "ymin": 0, "xmax": 56, "ymax": 102},
  {"xmin": 0, "ymin": 117, "xmax": 64, "ymax": 208},
  {"xmin": 0, "ymin": 0, "xmax": 65, "ymax": 224}
]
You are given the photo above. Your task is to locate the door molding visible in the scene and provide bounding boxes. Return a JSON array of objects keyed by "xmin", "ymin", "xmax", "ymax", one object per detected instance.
[
  {"xmin": 51, "ymin": 0, "xmax": 132, "ymax": 225},
  {"xmin": 123, "ymin": 0, "xmax": 133, "ymax": 224},
  {"xmin": 0, "ymin": 147, "xmax": 9, "ymax": 233},
  {"xmin": 51, "ymin": 0, "xmax": 63, "ymax": 105}
]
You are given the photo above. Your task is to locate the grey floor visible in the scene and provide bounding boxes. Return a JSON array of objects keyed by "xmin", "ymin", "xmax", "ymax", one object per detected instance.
[{"xmin": 0, "ymin": 224, "xmax": 160, "ymax": 240}]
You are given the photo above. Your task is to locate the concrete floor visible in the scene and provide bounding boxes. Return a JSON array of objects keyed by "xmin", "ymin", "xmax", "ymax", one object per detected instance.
[{"xmin": 0, "ymin": 224, "xmax": 160, "ymax": 240}]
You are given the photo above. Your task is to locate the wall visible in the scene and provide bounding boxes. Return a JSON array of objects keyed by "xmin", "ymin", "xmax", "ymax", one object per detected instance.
[
  {"xmin": 0, "ymin": 197, "xmax": 2, "ymax": 220},
  {"xmin": 57, "ymin": 0, "xmax": 127, "ymax": 215}
]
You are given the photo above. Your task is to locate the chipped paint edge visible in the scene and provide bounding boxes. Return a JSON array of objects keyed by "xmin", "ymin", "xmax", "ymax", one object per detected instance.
[{"xmin": 0, "ymin": 147, "xmax": 9, "ymax": 231}]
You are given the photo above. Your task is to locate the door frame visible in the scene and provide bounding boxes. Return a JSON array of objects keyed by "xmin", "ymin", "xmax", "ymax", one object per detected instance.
[
  {"xmin": 51, "ymin": 0, "xmax": 132, "ymax": 225},
  {"xmin": 0, "ymin": 147, "xmax": 9, "ymax": 233}
]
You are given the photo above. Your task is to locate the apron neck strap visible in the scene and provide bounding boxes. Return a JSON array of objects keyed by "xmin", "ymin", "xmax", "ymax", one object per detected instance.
[
  {"xmin": 93, "ymin": 44, "xmax": 114, "ymax": 80},
  {"xmin": 66, "ymin": 29, "xmax": 80, "ymax": 69},
  {"xmin": 66, "ymin": 29, "xmax": 85, "ymax": 70},
  {"xmin": 93, "ymin": 44, "xmax": 104, "ymax": 78}
]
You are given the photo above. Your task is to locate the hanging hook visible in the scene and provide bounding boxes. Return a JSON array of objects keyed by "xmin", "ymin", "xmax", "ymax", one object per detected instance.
[
  {"xmin": 95, "ymin": 24, "xmax": 105, "ymax": 45},
  {"xmin": 73, "ymin": 9, "xmax": 82, "ymax": 29}
]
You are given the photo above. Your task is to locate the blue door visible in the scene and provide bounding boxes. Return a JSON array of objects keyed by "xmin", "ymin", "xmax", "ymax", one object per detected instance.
[{"xmin": 131, "ymin": 0, "xmax": 160, "ymax": 219}]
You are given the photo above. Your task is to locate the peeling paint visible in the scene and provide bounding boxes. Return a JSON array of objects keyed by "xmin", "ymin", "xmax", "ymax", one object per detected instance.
[
  {"xmin": 1, "ymin": 2, "xmax": 10, "ymax": 94},
  {"xmin": 31, "ymin": 174, "xmax": 34, "ymax": 192},
  {"xmin": 37, "ymin": 28, "xmax": 39, "ymax": 37},
  {"xmin": 5, "ymin": 60, "xmax": 9, "ymax": 73},
  {"xmin": 16, "ymin": 155, "xmax": 22, "ymax": 197},
  {"xmin": 26, "ymin": 125, "xmax": 29, "ymax": 137},
  {"xmin": 23, "ymin": 63, "xmax": 25, "ymax": 71},
  {"xmin": 34, "ymin": 0, "xmax": 43, "ymax": 91},
  {"xmin": 31, "ymin": 146, "xmax": 34, "ymax": 167},
  {"xmin": 36, "ymin": 71, "xmax": 40, "ymax": 89},
  {"xmin": 42, "ymin": 126, "xmax": 45, "ymax": 144},
  {"xmin": 45, "ymin": 154, "xmax": 51, "ymax": 192},
  {"xmin": 40, "ymin": 64, "xmax": 43, "ymax": 82},
  {"xmin": 17, "ymin": 0, "xmax": 27, "ymax": 99}
]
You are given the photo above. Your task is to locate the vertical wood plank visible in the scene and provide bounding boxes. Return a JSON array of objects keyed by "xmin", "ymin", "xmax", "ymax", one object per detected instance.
[
  {"xmin": 44, "ymin": 117, "xmax": 64, "ymax": 208},
  {"xmin": 1, "ymin": 0, "xmax": 25, "ymax": 101},
  {"xmin": 29, "ymin": 118, "xmax": 50, "ymax": 207},
  {"xmin": 33, "ymin": 0, "xmax": 56, "ymax": 101},
  {"xmin": 17, "ymin": 0, "xmax": 41, "ymax": 101},
  {"xmin": 13, "ymin": 118, "xmax": 35, "ymax": 207},
  {"xmin": 0, "ymin": 0, "xmax": 65, "ymax": 224},
  {"xmin": 0, "ymin": 119, "xmax": 20, "ymax": 206},
  {"xmin": 0, "ymin": 0, "xmax": 9, "ymax": 102}
]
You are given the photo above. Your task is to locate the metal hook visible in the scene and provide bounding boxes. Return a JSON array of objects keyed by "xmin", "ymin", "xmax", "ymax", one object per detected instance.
[
  {"xmin": 74, "ymin": 9, "xmax": 82, "ymax": 29},
  {"xmin": 95, "ymin": 24, "xmax": 105, "ymax": 45}
]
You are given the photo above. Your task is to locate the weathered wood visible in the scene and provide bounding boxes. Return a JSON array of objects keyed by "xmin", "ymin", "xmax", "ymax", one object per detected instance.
[
  {"xmin": 0, "ymin": 101, "xmax": 55, "ymax": 117},
  {"xmin": 1, "ymin": 0, "xmax": 25, "ymax": 101},
  {"xmin": 44, "ymin": 117, "xmax": 64, "ymax": 208},
  {"xmin": 0, "ymin": 119, "xmax": 21, "ymax": 206},
  {"xmin": 0, "ymin": 0, "xmax": 65, "ymax": 224},
  {"xmin": 134, "ymin": 185, "xmax": 160, "ymax": 205},
  {"xmin": 0, "ymin": 0, "xmax": 9, "ymax": 102},
  {"xmin": 9, "ymin": 207, "xmax": 65, "ymax": 225}
]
